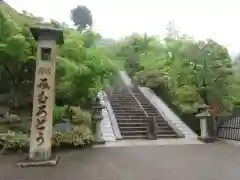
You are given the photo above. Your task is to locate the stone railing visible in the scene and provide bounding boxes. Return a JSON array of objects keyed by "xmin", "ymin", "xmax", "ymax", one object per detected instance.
[{"xmin": 97, "ymin": 91, "xmax": 122, "ymax": 141}]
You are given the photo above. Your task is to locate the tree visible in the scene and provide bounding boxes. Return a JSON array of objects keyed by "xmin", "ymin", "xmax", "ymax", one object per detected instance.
[
  {"xmin": 71, "ymin": 5, "xmax": 93, "ymax": 32},
  {"xmin": 0, "ymin": 2, "xmax": 120, "ymax": 112},
  {"xmin": 55, "ymin": 29, "xmax": 118, "ymax": 108},
  {"xmin": 113, "ymin": 33, "xmax": 155, "ymax": 77},
  {"xmin": 113, "ymin": 26, "xmax": 235, "ymax": 114},
  {"xmin": 0, "ymin": 11, "xmax": 35, "ymax": 108}
]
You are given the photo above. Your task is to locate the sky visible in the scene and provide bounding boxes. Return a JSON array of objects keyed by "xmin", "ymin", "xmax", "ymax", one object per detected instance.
[{"xmin": 5, "ymin": 0, "xmax": 240, "ymax": 54}]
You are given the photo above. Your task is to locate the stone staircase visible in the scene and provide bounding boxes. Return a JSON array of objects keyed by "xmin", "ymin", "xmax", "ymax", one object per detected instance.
[{"xmin": 109, "ymin": 87, "xmax": 179, "ymax": 139}]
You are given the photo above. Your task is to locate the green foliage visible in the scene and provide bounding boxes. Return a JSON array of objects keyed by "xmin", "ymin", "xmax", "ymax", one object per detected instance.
[
  {"xmin": 0, "ymin": 3, "xmax": 37, "ymax": 26},
  {"xmin": 0, "ymin": 2, "xmax": 119, "ymax": 111},
  {"xmin": 113, "ymin": 24, "xmax": 237, "ymax": 114},
  {"xmin": 70, "ymin": 107, "xmax": 92, "ymax": 126},
  {"xmin": 71, "ymin": 5, "xmax": 93, "ymax": 31},
  {"xmin": 0, "ymin": 9, "xmax": 35, "ymax": 108},
  {"xmin": 56, "ymin": 30, "xmax": 118, "ymax": 108},
  {"xmin": 53, "ymin": 106, "xmax": 66, "ymax": 124},
  {"xmin": 0, "ymin": 2, "xmax": 114, "ymax": 153},
  {"xmin": 53, "ymin": 125, "xmax": 93, "ymax": 147},
  {"xmin": 174, "ymin": 85, "xmax": 201, "ymax": 113},
  {"xmin": 0, "ymin": 125, "xmax": 94, "ymax": 153},
  {"xmin": 0, "ymin": 131, "xmax": 28, "ymax": 153},
  {"xmin": 0, "ymin": 125, "xmax": 8, "ymax": 133}
]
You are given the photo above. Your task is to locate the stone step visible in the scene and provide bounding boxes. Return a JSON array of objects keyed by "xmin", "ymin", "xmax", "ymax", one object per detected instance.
[
  {"xmin": 111, "ymin": 102, "xmax": 150, "ymax": 106},
  {"xmin": 111, "ymin": 95, "xmax": 147, "ymax": 99},
  {"xmin": 158, "ymin": 124, "xmax": 171, "ymax": 128},
  {"xmin": 157, "ymin": 134, "xmax": 179, "ymax": 138},
  {"xmin": 117, "ymin": 120, "xmax": 169, "ymax": 126},
  {"xmin": 113, "ymin": 111, "xmax": 152, "ymax": 114},
  {"xmin": 116, "ymin": 112, "xmax": 160, "ymax": 117},
  {"xmin": 122, "ymin": 134, "xmax": 148, "ymax": 139},
  {"xmin": 115, "ymin": 116, "xmax": 165, "ymax": 121},
  {"xmin": 118, "ymin": 122, "xmax": 148, "ymax": 126},
  {"xmin": 111, "ymin": 102, "xmax": 139, "ymax": 105},
  {"xmin": 111, "ymin": 99, "xmax": 137, "ymax": 101},
  {"xmin": 110, "ymin": 95, "xmax": 136, "ymax": 98},
  {"xmin": 119, "ymin": 126, "xmax": 147, "ymax": 131},
  {"xmin": 112, "ymin": 98, "xmax": 148, "ymax": 102},
  {"xmin": 110, "ymin": 101, "xmax": 138, "ymax": 104},
  {"xmin": 111, "ymin": 93, "xmax": 142, "ymax": 96},
  {"xmin": 114, "ymin": 112, "xmax": 159, "ymax": 116},
  {"xmin": 112, "ymin": 107, "xmax": 158, "ymax": 111},
  {"xmin": 117, "ymin": 119, "xmax": 148, "ymax": 124},
  {"xmin": 111, "ymin": 102, "xmax": 138, "ymax": 105},
  {"xmin": 108, "ymin": 89, "xmax": 179, "ymax": 140},
  {"xmin": 121, "ymin": 133, "xmax": 178, "ymax": 139},
  {"xmin": 115, "ymin": 117, "xmax": 149, "ymax": 121},
  {"xmin": 156, "ymin": 129, "xmax": 175, "ymax": 134},
  {"xmin": 121, "ymin": 130, "xmax": 147, "ymax": 136},
  {"xmin": 110, "ymin": 97, "xmax": 137, "ymax": 100},
  {"xmin": 110, "ymin": 96, "xmax": 140, "ymax": 100},
  {"xmin": 113, "ymin": 108, "xmax": 155, "ymax": 112}
]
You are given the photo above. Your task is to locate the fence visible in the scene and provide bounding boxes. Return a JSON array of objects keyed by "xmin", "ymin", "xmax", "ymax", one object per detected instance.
[{"xmin": 218, "ymin": 115, "xmax": 240, "ymax": 141}]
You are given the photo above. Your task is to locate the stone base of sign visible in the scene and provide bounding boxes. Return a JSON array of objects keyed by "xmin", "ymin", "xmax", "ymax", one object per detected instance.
[
  {"xmin": 16, "ymin": 155, "xmax": 60, "ymax": 168},
  {"xmin": 197, "ymin": 136, "xmax": 216, "ymax": 143}
]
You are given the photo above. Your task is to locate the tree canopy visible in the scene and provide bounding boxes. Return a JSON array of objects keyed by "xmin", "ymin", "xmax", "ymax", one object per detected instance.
[
  {"xmin": 71, "ymin": 5, "xmax": 93, "ymax": 32},
  {"xmin": 0, "ymin": 2, "xmax": 119, "ymax": 110},
  {"xmin": 111, "ymin": 24, "xmax": 239, "ymax": 114}
]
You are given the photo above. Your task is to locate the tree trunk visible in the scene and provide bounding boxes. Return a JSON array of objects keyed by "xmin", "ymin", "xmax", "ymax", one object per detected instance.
[
  {"xmin": 3, "ymin": 65, "xmax": 19, "ymax": 110},
  {"xmin": 201, "ymin": 88, "xmax": 209, "ymax": 105},
  {"xmin": 10, "ymin": 85, "xmax": 19, "ymax": 112}
]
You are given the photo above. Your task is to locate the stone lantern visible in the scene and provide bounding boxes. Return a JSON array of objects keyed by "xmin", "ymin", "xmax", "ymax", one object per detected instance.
[
  {"xmin": 17, "ymin": 26, "xmax": 64, "ymax": 167},
  {"xmin": 91, "ymin": 96, "xmax": 105, "ymax": 144},
  {"xmin": 195, "ymin": 104, "xmax": 214, "ymax": 143}
]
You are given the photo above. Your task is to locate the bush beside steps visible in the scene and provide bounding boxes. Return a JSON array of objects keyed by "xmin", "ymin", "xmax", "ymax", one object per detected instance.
[{"xmin": 0, "ymin": 125, "xmax": 94, "ymax": 154}]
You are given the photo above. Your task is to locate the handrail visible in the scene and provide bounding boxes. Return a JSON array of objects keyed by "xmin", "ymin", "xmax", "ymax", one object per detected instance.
[
  {"xmin": 127, "ymin": 87, "xmax": 148, "ymax": 117},
  {"xmin": 127, "ymin": 87, "xmax": 158, "ymax": 139}
]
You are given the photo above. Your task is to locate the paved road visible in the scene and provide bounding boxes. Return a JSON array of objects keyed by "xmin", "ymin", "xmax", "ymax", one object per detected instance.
[{"xmin": 1, "ymin": 143, "xmax": 240, "ymax": 180}]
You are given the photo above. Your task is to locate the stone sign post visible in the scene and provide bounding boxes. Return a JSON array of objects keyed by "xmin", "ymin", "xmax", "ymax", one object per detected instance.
[{"xmin": 18, "ymin": 27, "xmax": 63, "ymax": 167}]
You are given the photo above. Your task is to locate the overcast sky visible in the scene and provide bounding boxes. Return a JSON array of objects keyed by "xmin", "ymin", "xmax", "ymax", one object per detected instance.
[{"xmin": 5, "ymin": 0, "xmax": 240, "ymax": 53}]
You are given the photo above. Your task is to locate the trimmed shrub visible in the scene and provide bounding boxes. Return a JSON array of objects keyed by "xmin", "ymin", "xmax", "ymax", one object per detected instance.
[
  {"xmin": 52, "ymin": 125, "xmax": 94, "ymax": 147},
  {"xmin": 0, "ymin": 131, "xmax": 29, "ymax": 153},
  {"xmin": 0, "ymin": 125, "xmax": 94, "ymax": 153}
]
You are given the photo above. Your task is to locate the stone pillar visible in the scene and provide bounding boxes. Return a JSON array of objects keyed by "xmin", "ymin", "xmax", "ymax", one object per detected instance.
[
  {"xmin": 200, "ymin": 116, "xmax": 208, "ymax": 138},
  {"xmin": 95, "ymin": 120, "xmax": 103, "ymax": 141},
  {"xmin": 29, "ymin": 27, "xmax": 64, "ymax": 161},
  {"xmin": 195, "ymin": 104, "xmax": 214, "ymax": 143},
  {"xmin": 92, "ymin": 97, "xmax": 105, "ymax": 144}
]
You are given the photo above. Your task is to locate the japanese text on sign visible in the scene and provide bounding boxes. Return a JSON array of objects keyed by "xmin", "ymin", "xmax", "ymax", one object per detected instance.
[{"xmin": 36, "ymin": 78, "xmax": 50, "ymax": 147}]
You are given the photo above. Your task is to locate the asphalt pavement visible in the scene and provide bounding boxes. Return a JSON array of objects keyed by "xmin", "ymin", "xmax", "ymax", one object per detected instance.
[{"xmin": 1, "ymin": 143, "xmax": 240, "ymax": 180}]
